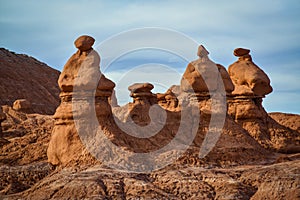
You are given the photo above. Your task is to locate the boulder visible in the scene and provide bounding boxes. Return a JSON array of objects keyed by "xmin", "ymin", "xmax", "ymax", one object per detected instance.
[
  {"xmin": 74, "ymin": 35, "xmax": 95, "ymax": 52},
  {"xmin": 233, "ymin": 48, "xmax": 250, "ymax": 56},
  {"xmin": 12, "ymin": 99, "xmax": 32, "ymax": 113}
]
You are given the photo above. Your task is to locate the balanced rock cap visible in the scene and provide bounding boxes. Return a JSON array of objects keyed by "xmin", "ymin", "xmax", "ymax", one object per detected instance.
[
  {"xmin": 128, "ymin": 83, "xmax": 154, "ymax": 93},
  {"xmin": 234, "ymin": 48, "xmax": 250, "ymax": 57},
  {"xmin": 74, "ymin": 35, "xmax": 95, "ymax": 51}
]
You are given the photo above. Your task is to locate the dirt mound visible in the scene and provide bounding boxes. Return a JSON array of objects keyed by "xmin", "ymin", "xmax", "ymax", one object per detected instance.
[{"xmin": 0, "ymin": 48, "xmax": 60, "ymax": 114}]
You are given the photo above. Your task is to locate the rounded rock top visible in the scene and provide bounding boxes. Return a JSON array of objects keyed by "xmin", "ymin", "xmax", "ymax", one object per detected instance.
[
  {"xmin": 234, "ymin": 48, "xmax": 250, "ymax": 57},
  {"xmin": 74, "ymin": 35, "xmax": 95, "ymax": 51},
  {"xmin": 128, "ymin": 83, "xmax": 154, "ymax": 93}
]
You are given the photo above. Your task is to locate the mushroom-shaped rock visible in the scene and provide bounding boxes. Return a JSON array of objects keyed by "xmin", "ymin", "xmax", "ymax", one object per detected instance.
[
  {"xmin": 47, "ymin": 35, "xmax": 115, "ymax": 167},
  {"xmin": 74, "ymin": 35, "xmax": 95, "ymax": 52},
  {"xmin": 128, "ymin": 82, "xmax": 157, "ymax": 105},
  {"xmin": 228, "ymin": 48, "xmax": 273, "ymax": 97}
]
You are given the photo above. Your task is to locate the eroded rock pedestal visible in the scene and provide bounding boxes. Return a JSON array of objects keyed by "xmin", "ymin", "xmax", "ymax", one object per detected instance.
[
  {"xmin": 47, "ymin": 35, "xmax": 115, "ymax": 166},
  {"xmin": 228, "ymin": 48, "xmax": 299, "ymax": 153},
  {"xmin": 180, "ymin": 45, "xmax": 232, "ymax": 114}
]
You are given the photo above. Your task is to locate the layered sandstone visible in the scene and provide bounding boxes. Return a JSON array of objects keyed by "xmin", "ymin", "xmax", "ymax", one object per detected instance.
[
  {"xmin": 47, "ymin": 35, "xmax": 115, "ymax": 167},
  {"xmin": 228, "ymin": 48, "xmax": 299, "ymax": 153}
]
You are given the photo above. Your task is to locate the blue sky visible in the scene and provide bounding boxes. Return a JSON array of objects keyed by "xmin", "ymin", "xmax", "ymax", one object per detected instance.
[{"xmin": 0, "ymin": 0, "xmax": 299, "ymax": 113}]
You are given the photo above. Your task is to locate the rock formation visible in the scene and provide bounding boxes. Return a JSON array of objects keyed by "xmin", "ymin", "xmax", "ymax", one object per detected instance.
[
  {"xmin": 1, "ymin": 42, "xmax": 299, "ymax": 199},
  {"xmin": 0, "ymin": 48, "xmax": 60, "ymax": 114},
  {"xmin": 0, "ymin": 105, "xmax": 54, "ymax": 195},
  {"xmin": 228, "ymin": 48, "xmax": 299, "ymax": 153},
  {"xmin": 181, "ymin": 45, "xmax": 219, "ymax": 95},
  {"xmin": 216, "ymin": 64, "xmax": 235, "ymax": 95},
  {"xmin": 127, "ymin": 83, "xmax": 157, "ymax": 124},
  {"xmin": 180, "ymin": 45, "xmax": 228, "ymax": 116},
  {"xmin": 47, "ymin": 35, "xmax": 115, "ymax": 167},
  {"xmin": 228, "ymin": 48, "xmax": 272, "ymax": 97},
  {"xmin": 157, "ymin": 85, "xmax": 179, "ymax": 111}
]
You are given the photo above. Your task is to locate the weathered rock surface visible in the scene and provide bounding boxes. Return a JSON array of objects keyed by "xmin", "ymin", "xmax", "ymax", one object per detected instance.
[
  {"xmin": 74, "ymin": 35, "xmax": 95, "ymax": 52},
  {"xmin": 0, "ymin": 48, "xmax": 60, "ymax": 114},
  {"xmin": 157, "ymin": 85, "xmax": 179, "ymax": 111},
  {"xmin": 0, "ymin": 106, "xmax": 54, "ymax": 195},
  {"xmin": 269, "ymin": 112, "xmax": 300, "ymax": 132},
  {"xmin": 216, "ymin": 64, "xmax": 235, "ymax": 95},
  {"xmin": 0, "ymin": 106, "xmax": 5, "ymax": 134},
  {"xmin": 228, "ymin": 48, "xmax": 273, "ymax": 97},
  {"xmin": 0, "ymin": 106, "xmax": 54, "ymax": 166},
  {"xmin": 181, "ymin": 45, "xmax": 220, "ymax": 94},
  {"xmin": 3, "ymin": 159, "xmax": 299, "ymax": 200},
  {"xmin": 12, "ymin": 99, "xmax": 32, "ymax": 113},
  {"xmin": 227, "ymin": 48, "xmax": 299, "ymax": 153},
  {"xmin": 47, "ymin": 35, "xmax": 115, "ymax": 167}
]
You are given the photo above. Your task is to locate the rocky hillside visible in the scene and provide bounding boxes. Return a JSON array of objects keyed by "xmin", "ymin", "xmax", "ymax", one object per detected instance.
[{"xmin": 0, "ymin": 48, "xmax": 60, "ymax": 114}]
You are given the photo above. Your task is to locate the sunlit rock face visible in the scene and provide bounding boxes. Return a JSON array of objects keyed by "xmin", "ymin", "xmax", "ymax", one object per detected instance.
[
  {"xmin": 228, "ymin": 48, "xmax": 272, "ymax": 97},
  {"xmin": 227, "ymin": 48, "xmax": 299, "ymax": 153},
  {"xmin": 47, "ymin": 35, "xmax": 115, "ymax": 166}
]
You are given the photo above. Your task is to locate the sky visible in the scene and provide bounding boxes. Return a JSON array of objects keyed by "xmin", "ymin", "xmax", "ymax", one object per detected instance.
[{"xmin": 0, "ymin": 0, "xmax": 299, "ymax": 113}]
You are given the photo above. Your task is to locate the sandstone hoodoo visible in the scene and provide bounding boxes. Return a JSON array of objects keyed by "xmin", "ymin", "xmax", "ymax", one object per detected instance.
[
  {"xmin": 228, "ymin": 48, "xmax": 299, "ymax": 153},
  {"xmin": 1, "ymin": 40, "xmax": 299, "ymax": 199},
  {"xmin": 181, "ymin": 45, "xmax": 219, "ymax": 95},
  {"xmin": 180, "ymin": 45, "xmax": 228, "ymax": 115},
  {"xmin": 127, "ymin": 82, "xmax": 159, "ymax": 125},
  {"xmin": 47, "ymin": 35, "xmax": 115, "ymax": 167}
]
